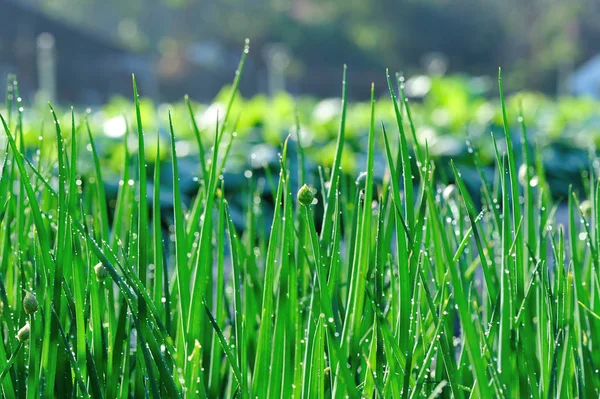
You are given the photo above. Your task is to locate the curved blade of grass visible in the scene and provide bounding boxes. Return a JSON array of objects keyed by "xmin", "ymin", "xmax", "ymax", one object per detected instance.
[
  {"xmin": 499, "ymin": 68, "xmax": 524, "ymax": 302},
  {"xmin": 451, "ymin": 161, "xmax": 498, "ymax": 301},
  {"xmin": 397, "ymin": 73, "xmax": 424, "ymax": 165},
  {"xmin": 252, "ymin": 139, "xmax": 287, "ymax": 398},
  {"xmin": 0, "ymin": 116, "xmax": 53, "ymax": 277},
  {"xmin": 224, "ymin": 203, "xmax": 248, "ymax": 398},
  {"xmin": 425, "ymin": 182, "xmax": 492, "ymax": 397},
  {"xmin": 111, "ymin": 120, "xmax": 132, "ymax": 251},
  {"xmin": 203, "ymin": 302, "xmax": 243, "ymax": 389},
  {"xmin": 132, "ymin": 75, "xmax": 149, "ymax": 326},
  {"xmin": 386, "ymin": 70, "xmax": 414, "ymax": 229},
  {"xmin": 85, "ymin": 120, "xmax": 109, "ymax": 242},
  {"xmin": 320, "ymin": 65, "xmax": 347, "ymax": 250},
  {"xmin": 185, "ymin": 95, "xmax": 207, "ymax": 181},
  {"xmin": 168, "ymin": 110, "xmax": 190, "ymax": 351},
  {"xmin": 342, "ymin": 82, "xmax": 376, "ymax": 359},
  {"xmin": 0, "ymin": 341, "xmax": 23, "ymax": 384}
]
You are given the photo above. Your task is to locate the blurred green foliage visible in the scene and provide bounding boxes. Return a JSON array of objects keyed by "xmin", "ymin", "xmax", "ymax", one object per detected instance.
[{"xmin": 6, "ymin": 74, "xmax": 600, "ymax": 201}]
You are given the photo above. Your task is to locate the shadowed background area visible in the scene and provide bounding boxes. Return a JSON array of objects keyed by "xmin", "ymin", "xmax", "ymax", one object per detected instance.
[{"xmin": 2, "ymin": 0, "xmax": 600, "ymax": 103}]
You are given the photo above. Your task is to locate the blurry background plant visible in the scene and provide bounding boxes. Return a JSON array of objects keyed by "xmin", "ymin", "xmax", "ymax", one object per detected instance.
[{"xmin": 3, "ymin": 73, "xmax": 597, "ymax": 209}]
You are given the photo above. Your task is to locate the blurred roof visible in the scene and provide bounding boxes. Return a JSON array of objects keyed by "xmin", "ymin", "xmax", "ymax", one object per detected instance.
[
  {"xmin": 571, "ymin": 54, "xmax": 600, "ymax": 98},
  {"xmin": 0, "ymin": 0, "xmax": 155, "ymax": 104},
  {"xmin": 1, "ymin": 0, "xmax": 135, "ymax": 55}
]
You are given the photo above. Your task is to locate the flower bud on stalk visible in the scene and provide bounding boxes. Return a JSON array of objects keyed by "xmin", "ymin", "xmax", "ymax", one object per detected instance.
[
  {"xmin": 17, "ymin": 323, "xmax": 30, "ymax": 342},
  {"xmin": 297, "ymin": 184, "xmax": 315, "ymax": 207},
  {"xmin": 94, "ymin": 262, "xmax": 108, "ymax": 282},
  {"xmin": 23, "ymin": 292, "xmax": 38, "ymax": 315}
]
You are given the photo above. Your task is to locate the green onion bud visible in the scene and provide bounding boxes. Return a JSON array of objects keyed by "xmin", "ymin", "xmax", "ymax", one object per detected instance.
[
  {"xmin": 94, "ymin": 262, "xmax": 108, "ymax": 282},
  {"xmin": 17, "ymin": 323, "xmax": 30, "ymax": 342},
  {"xmin": 580, "ymin": 200, "xmax": 592, "ymax": 217},
  {"xmin": 297, "ymin": 184, "xmax": 315, "ymax": 207},
  {"xmin": 23, "ymin": 292, "xmax": 38, "ymax": 315}
]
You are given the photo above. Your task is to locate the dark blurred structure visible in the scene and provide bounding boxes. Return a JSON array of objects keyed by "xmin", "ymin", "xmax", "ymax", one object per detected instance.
[
  {"xmin": 0, "ymin": 0, "xmax": 155, "ymax": 104},
  {"xmin": 3, "ymin": 0, "xmax": 600, "ymax": 103},
  {"xmin": 570, "ymin": 55, "xmax": 600, "ymax": 98}
]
